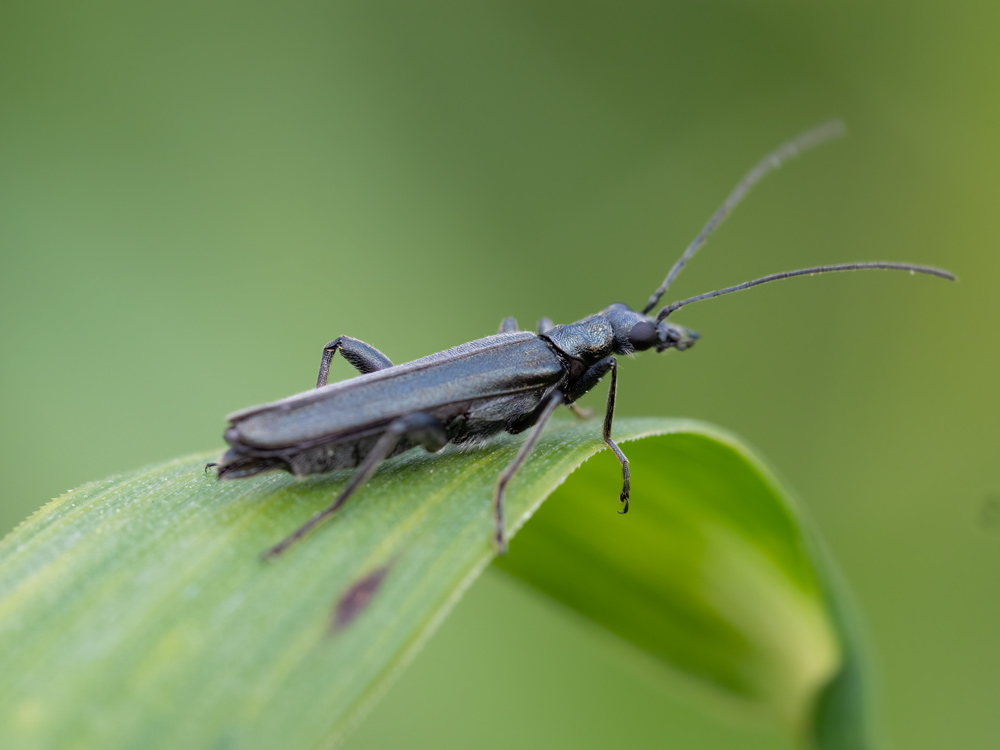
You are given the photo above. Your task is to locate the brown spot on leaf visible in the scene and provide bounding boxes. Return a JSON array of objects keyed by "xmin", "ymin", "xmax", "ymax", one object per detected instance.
[{"xmin": 331, "ymin": 563, "xmax": 393, "ymax": 632}]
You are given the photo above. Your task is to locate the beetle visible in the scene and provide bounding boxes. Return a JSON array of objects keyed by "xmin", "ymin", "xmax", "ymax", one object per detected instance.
[{"xmin": 212, "ymin": 121, "xmax": 954, "ymax": 559}]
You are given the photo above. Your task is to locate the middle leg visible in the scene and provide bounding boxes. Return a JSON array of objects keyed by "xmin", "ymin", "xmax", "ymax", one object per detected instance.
[
  {"xmin": 497, "ymin": 317, "xmax": 519, "ymax": 333},
  {"xmin": 492, "ymin": 390, "xmax": 563, "ymax": 554}
]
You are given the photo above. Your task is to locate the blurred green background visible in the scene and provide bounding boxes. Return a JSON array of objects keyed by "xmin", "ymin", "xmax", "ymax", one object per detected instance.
[{"xmin": 1, "ymin": 2, "xmax": 996, "ymax": 748}]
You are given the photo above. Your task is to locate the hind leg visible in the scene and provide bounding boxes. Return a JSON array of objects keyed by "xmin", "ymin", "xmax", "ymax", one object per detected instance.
[
  {"xmin": 316, "ymin": 336, "xmax": 394, "ymax": 387},
  {"xmin": 261, "ymin": 412, "xmax": 448, "ymax": 559}
]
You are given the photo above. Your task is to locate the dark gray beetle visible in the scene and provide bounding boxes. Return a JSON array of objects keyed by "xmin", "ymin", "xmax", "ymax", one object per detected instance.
[{"xmin": 212, "ymin": 122, "xmax": 953, "ymax": 559}]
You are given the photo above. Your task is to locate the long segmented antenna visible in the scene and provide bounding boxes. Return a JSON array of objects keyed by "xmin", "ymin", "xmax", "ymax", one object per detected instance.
[
  {"xmin": 641, "ymin": 120, "xmax": 847, "ymax": 315},
  {"xmin": 656, "ymin": 262, "xmax": 955, "ymax": 320}
]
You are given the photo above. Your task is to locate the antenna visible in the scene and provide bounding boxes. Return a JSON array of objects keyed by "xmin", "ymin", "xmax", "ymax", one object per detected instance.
[
  {"xmin": 656, "ymin": 262, "xmax": 955, "ymax": 320},
  {"xmin": 641, "ymin": 120, "xmax": 847, "ymax": 315}
]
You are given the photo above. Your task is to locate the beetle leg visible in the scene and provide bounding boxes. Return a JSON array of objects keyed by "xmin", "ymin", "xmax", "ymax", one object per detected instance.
[
  {"xmin": 537, "ymin": 317, "xmax": 554, "ymax": 334},
  {"xmin": 601, "ymin": 359, "xmax": 630, "ymax": 514},
  {"xmin": 563, "ymin": 356, "xmax": 612, "ymax": 401},
  {"xmin": 261, "ymin": 412, "xmax": 446, "ymax": 560},
  {"xmin": 316, "ymin": 336, "xmax": 394, "ymax": 388},
  {"xmin": 564, "ymin": 356, "xmax": 630, "ymax": 513},
  {"xmin": 497, "ymin": 317, "xmax": 519, "ymax": 333},
  {"xmin": 493, "ymin": 391, "xmax": 563, "ymax": 554}
]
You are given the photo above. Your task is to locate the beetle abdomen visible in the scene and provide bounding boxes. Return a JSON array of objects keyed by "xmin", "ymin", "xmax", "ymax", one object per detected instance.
[
  {"xmin": 226, "ymin": 333, "xmax": 563, "ymax": 451},
  {"xmin": 218, "ymin": 428, "xmax": 417, "ymax": 478},
  {"xmin": 284, "ymin": 433, "xmax": 416, "ymax": 475}
]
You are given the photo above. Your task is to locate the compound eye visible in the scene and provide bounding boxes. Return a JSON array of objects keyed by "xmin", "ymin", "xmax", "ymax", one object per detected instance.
[{"xmin": 628, "ymin": 321, "xmax": 657, "ymax": 351}]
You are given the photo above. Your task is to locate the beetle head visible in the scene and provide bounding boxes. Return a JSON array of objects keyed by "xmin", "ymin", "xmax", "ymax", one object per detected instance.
[{"xmin": 601, "ymin": 303, "xmax": 699, "ymax": 354}]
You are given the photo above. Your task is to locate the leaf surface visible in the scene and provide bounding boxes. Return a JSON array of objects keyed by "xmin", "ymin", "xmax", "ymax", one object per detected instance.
[{"xmin": 0, "ymin": 418, "xmax": 868, "ymax": 749}]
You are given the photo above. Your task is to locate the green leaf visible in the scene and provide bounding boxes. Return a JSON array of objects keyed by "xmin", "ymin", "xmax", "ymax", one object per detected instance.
[
  {"xmin": 497, "ymin": 420, "xmax": 872, "ymax": 749},
  {"xmin": 0, "ymin": 418, "xmax": 869, "ymax": 749}
]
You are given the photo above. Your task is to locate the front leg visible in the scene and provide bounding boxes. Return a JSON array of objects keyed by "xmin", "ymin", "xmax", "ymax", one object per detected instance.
[
  {"xmin": 316, "ymin": 336, "xmax": 394, "ymax": 387},
  {"xmin": 601, "ymin": 359, "xmax": 630, "ymax": 514},
  {"xmin": 565, "ymin": 356, "xmax": 630, "ymax": 514}
]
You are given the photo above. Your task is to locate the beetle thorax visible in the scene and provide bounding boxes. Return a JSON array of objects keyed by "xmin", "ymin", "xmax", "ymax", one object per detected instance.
[
  {"xmin": 540, "ymin": 314, "xmax": 616, "ymax": 365},
  {"xmin": 543, "ymin": 303, "xmax": 701, "ymax": 363}
]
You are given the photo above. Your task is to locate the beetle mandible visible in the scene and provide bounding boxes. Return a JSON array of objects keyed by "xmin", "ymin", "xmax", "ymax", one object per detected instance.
[{"xmin": 212, "ymin": 121, "xmax": 954, "ymax": 559}]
